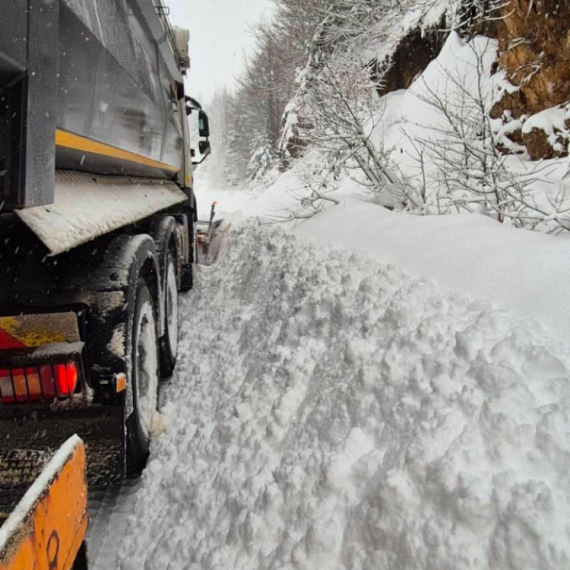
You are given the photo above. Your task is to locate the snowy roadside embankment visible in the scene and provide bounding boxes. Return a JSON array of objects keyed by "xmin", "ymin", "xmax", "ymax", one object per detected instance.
[
  {"xmin": 293, "ymin": 193, "xmax": 570, "ymax": 345},
  {"xmin": 199, "ymin": 166, "xmax": 570, "ymax": 345},
  {"xmin": 117, "ymin": 221, "xmax": 570, "ymax": 570}
]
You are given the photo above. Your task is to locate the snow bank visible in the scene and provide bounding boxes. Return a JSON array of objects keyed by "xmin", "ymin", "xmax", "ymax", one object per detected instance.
[
  {"xmin": 293, "ymin": 193, "xmax": 570, "ymax": 344},
  {"xmin": 200, "ymin": 155, "xmax": 570, "ymax": 345},
  {"xmin": 117, "ymin": 221, "xmax": 570, "ymax": 570}
]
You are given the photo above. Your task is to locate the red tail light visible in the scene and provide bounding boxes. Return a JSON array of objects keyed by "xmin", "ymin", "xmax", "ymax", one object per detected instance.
[
  {"xmin": 39, "ymin": 365, "xmax": 56, "ymax": 398},
  {"xmin": 0, "ymin": 361, "xmax": 80, "ymax": 404},
  {"xmin": 54, "ymin": 361, "xmax": 78, "ymax": 397}
]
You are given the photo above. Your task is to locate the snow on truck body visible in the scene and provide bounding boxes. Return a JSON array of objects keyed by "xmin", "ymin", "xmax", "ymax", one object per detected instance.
[{"xmin": 0, "ymin": 0, "xmax": 211, "ymax": 485}]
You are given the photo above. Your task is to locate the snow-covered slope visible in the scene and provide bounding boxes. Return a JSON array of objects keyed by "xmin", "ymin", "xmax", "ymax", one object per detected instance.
[
  {"xmin": 198, "ymin": 164, "xmax": 570, "ymax": 346},
  {"xmin": 293, "ymin": 193, "xmax": 570, "ymax": 344},
  {"xmin": 108, "ymin": 221, "xmax": 570, "ymax": 570}
]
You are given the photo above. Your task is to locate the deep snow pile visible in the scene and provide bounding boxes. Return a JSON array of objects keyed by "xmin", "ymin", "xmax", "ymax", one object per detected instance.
[
  {"xmin": 293, "ymin": 192, "xmax": 570, "ymax": 344},
  {"xmin": 198, "ymin": 167, "xmax": 570, "ymax": 345},
  {"xmin": 116, "ymin": 220, "xmax": 570, "ymax": 570}
]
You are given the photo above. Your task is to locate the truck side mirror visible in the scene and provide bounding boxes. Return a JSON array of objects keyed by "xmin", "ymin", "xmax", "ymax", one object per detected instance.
[
  {"xmin": 185, "ymin": 96, "xmax": 202, "ymax": 115},
  {"xmin": 198, "ymin": 111, "xmax": 210, "ymax": 138},
  {"xmin": 199, "ymin": 140, "xmax": 211, "ymax": 156},
  {"xmin": 192, "ymin": 140, "xmax": 211, "ymax": 166}
]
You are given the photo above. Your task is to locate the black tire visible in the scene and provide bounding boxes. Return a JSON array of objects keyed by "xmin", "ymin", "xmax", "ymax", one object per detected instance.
[
  {"xmin": 126, "ymin": 279, "xmax": 160, "ymax": 476},
  {"xmin": 159, "ymin": 251, "xmax": 179, "ymax": 377}
]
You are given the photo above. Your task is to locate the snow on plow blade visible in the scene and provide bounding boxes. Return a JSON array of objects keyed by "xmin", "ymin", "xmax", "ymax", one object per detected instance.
[
  {"xmin": 0, "ymin": 406, "xmax": 125, "ymax": 487},
  {"xmin": 0, "ymin": 436, "xmax": 88, "ymax": 570}
]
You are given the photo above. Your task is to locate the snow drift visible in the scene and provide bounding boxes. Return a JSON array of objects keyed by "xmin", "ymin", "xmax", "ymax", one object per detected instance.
[
  {"xmin": 114, "ymin": 221, "xmax": 570, "ymax": 570},
  {"xmin": 293, "ymin": 193, "xmax": 570, "ymax": 345}
]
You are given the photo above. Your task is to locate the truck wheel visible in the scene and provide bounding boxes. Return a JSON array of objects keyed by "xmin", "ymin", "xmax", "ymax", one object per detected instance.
[
  {"xmin": 126, "ymin": 278, "xmax": 159, "ymax": 475},
  {"xmin": 159, "ymin": 250, "xmax": 179, "ymax": 377}
]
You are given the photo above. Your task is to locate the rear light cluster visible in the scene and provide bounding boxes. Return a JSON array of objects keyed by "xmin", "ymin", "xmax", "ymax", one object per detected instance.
[{"xmin": 0, "ymin": 361, "xmax": 79, "ymax": 404}]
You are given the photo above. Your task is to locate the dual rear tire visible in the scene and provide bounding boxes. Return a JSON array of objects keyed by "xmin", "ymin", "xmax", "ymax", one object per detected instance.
[
  {"xmin": 159, "ymin": 252, "xmax": 179, "ymax": 377},
  {"xmin": 126, "ymin": 279, "xmax": 160, "ymax": 473},
  {"xmin": 127, "ymin": 249, "xmax": 179, "ymax": 474}
]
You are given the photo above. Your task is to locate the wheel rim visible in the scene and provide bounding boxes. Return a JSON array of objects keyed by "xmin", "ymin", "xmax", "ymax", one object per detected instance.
[
  {"xmin": 135, "ymin": 300, "xmax": 159, "ymax": 438},
  {"xmin": 166, "ymin": 259, "xmax": 179, "ymax": 358}
]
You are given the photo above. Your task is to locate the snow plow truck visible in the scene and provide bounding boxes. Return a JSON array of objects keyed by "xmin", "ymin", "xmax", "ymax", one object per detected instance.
[{"xmin": 0, "ymin": 0, "xmax": 210, "ymax": 489}]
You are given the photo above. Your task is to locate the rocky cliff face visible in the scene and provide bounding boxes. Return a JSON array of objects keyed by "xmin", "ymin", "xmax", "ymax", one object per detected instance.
[
  {"xmin": 281, "ymin": 0, "xmax": 570, "ymax": 165},
  {"xmin": 374, "ymin": 0, "xmax": 570, "ymax": 161},
  {"xmin": 375, "ymin": 25, "xmax": 447, "ymax": 97},
  {"xmin": 491, "ymin": 0, "xmax": 570, "ymax": 159}
]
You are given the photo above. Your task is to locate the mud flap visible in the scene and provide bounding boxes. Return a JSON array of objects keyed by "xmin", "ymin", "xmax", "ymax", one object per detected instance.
[{"xmin": 0, "ymin": 406, "xmax": 125, "ymax": 487}]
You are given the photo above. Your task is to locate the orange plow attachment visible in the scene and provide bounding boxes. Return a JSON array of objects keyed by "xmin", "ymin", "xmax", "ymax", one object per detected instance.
[{"xmin": 0, "ymin": 436, "xmax": 88, "ymax": 570}]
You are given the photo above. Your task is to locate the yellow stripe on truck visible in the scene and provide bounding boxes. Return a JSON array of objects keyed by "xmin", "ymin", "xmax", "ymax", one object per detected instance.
[{"xmin": 55, "ymin": 129, "xmax": 180, "ymax": 173}]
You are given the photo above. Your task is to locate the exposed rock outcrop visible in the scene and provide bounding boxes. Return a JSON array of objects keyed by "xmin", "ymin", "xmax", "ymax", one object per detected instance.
[
  {"xmin": 491, "ymin": 0, "xmax": 570, "ymax": 159},
  {"xmin": 374, "ymin": 24, "xmax": 447, "ymax": 97},
  {"xmin": 493, "ymin": 0, "xmax": 570, "ymax": 117}
]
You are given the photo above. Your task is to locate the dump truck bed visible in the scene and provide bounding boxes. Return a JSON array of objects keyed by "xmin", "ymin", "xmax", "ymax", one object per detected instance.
[{"xmin": 0, "ymin": 0, "xmax": 188, "ymax": 211}]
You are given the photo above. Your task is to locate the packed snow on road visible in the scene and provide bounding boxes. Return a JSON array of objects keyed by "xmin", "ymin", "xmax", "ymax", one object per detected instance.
[{"xmin": 89, "ymin": 199, "xmax": 570, "ymax": 569}]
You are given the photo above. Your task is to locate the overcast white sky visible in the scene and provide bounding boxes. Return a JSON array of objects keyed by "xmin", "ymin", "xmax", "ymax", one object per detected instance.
[{"xmin": 167, "ymin": 0, "xmax": 275, "ymax": 104}]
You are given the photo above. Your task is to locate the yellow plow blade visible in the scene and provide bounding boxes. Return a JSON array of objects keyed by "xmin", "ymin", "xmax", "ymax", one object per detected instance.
[{"xmin": 0, "ymin": 436, "xmax": 88, "ymax": 570}]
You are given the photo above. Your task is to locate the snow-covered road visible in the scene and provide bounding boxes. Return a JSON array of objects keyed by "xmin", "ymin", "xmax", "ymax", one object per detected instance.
[{"xmin": 89, "ymin": 220, "xmax": 570, "ymax": 570}]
